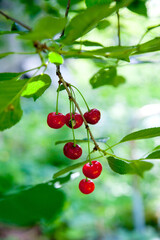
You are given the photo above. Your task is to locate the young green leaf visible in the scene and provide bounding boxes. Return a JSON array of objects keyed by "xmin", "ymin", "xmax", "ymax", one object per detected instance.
[
  {"xmin": 62, "ymin": 0, "xmax": 133, "ymax": 45},
  {"xmin": 48, "ymin": 52, "xmax": 64, "ymax": 65},
  {"xmin": 19, "ymin": 16, "xmax": 66, "ymax": 40},
  {"xmin": 120, "ymin": 127, "xmax": 160, "ymax": 143},
  {"xmin": 0, "ymin": 183, "xmax": 65, "ymax": 226},
  {"xmin": 145, "ymin": 150, "xmax": 160, "ymax": 159},
  {"xmin": 21, "ymin": 74, "xmax": 51, "ymax": 101}
]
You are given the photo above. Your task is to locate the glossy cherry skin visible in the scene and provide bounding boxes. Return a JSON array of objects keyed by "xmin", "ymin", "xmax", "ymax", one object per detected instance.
[
  {"xmin": 79, "ymin": 179, "xmax": 95, "ymax": 194},
  {"xmin": 47, "ymin": 112, "xmax": 66, "ymax": 129},
  {"xmin": 65, "ymin": 113, "xmax": 83, "ymax": 129},
  {"xmin": 63, "ymin": 142, "xmax": 82, "ymax": 159},
  {"xmin": 84, "ymin": 109, "xmax": 101, "ymax": 124},
  {"xmin": 82, "ymin": 160, "xmax": 102, "ymax": 179}
]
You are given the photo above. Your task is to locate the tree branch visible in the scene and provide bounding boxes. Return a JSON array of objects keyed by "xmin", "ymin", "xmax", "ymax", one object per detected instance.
[
  {"xmin": 56, "ymin": 65, "xmax": 100, "ymax": 151},
  {"xmin": 0, "ymin": 10, "xmax": 31, "ymax": 31},
  {"xmin": 60, "ymin": 0, "xmax": 71, "ymax": 38}
]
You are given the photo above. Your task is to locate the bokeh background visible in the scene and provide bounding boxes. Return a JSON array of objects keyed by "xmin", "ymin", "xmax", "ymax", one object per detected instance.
[{"xmin": 0, "ymin": 0, "xmax": 160, "ymax": 239}]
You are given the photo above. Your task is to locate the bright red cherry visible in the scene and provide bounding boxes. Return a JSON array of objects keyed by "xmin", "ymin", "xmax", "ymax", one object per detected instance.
[
  {"xmin": 65, "ymin": 113, "xmax": 83, "ymax": 129},
  {"xmin": 82, "ymin": 161, "xmax": 102, "ymax": 179},
  {"xmin": 47, "ymin": 112, "xmax": 66, "ymax": 129},
  {"xmin": 79, "ymin": 179, "xmax": 95, "ymax": 194},
  {"xmin": 63, "ymin": 142, "xmax": 82, "ymax": 159},
  {"xmin": 84, "ymin": 109, "xmax": 101, "ymax": 124}
]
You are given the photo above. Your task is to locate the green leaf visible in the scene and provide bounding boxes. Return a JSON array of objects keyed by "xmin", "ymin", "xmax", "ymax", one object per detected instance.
[
  {"xmin": 52, "ymin": 172, "xmax": 74, "ymax": 186},
  {"xmin": 145, "ymin": 150, "xmax": 160, "ymax": 159},
  {"xmin": 153, "ymin": 145, "xmax": 160, "ymax": 151},
  {"xmin": 130, "ymin": 160, "xmax": 153, "ymax": 176},
  {"xmin": 21, "ymin": 74, "xmax": 51, "ymax": 101},
  {"xmin": 57, "ymin": 84, "xmax": 65, "ymax": 92},
  {"xmin": 107, "ymin": 157, "xmax": 133, "ymax": 174},
  {"xmin": 62, "ymin": 0, "xmax": 133, "ymax": 45},
  {"xmin": 48, "ymin": 52, "xmax": 64, "ymax": 65},
  {"xmin": 0, "ymin": 183, "xmax": 65, "ymax": 226},
  {"xmin": 0, "ymin": 72, "xmax": 22, "ymax": 81},
  {"xmin": 0, "ymin": 52, "xmax": 15, "ymax": 59},
  {"xmin": 136, "ymin": 37, "xmax": 160, "ymax": 54},
  {"xmin": 19, "ymin": 16, "xmax": 66, "ymax": 40},
  {"xmin": 0, "ymin": 98, "xmax": 23, "ymax": 131},
  {"xmin": 0, "ymin": 31, "xmax": 22, "ymax": 35},
  {"xmin": 127, "ymin": 0, "xmax": 147, "ymax": 16},
  {"xmin": 53, "ymin": 161, "xmax": 88, "ymax": 179},
  {"xmin": 96, "ymin": 20, "xmax": 110, "ymax": 30},
  {"xmin": 74, "ymin": 40, "xmax": 104, "ymax": 47},
  {"xmin": 88, "ymin": 46, "xmax": 135, "ymax": 61},
  {"xmin": 0, "ymin": 79, "xmax": 28, "ymax": 131},
  {"xmin": 90, "ymin": 67, "xmax": 125, "ymax": 89},
  {"xmin": 85, "ymin": 0, "xmax": 112, "ymax": 7},
  {"xmin": 107, "ymin": 157, "xmax": 153, "ymax": 176},
  {"xmin": 120, "ymin": 127, "xmax": 160, "ymax": 143},
  {"xmin": 55, "ymin": 137, "xmax": 109, "ymax": 145}
]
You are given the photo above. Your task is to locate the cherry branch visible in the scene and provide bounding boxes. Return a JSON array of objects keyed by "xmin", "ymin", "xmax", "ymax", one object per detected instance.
[
  {"xmin": 0, "ymin": 10, "xmax": 31, "ymax": 31},
  {"xmin": 60, "ymin": 0, "xmax": 71, "ymax": 38},
  {"xmin": 56, "ymin": 65, "xmax": 100, "ymax": 151}
]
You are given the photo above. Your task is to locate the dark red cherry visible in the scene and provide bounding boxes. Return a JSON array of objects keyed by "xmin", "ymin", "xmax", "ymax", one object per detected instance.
[
  {"xmin": 63, "ymin": 142, "xmax": 82, "ymax": 159},
  {"xmin": 82, "ymin": 161, "xmax": 102, "ymax": 179},
  {"xmin": 84, "ymin": 109, "xmax": 101, "ymax": 124},
  {"xmin": 47, "ymin": 112, "xmax": 66, "ymax": 129},
  {"xmin": 79, "ymin": 179, "xmax": 95, "ymax": 194},
  {"xmin": 65, "ymin": 113, "xmax": 83, "ymax": 129}
]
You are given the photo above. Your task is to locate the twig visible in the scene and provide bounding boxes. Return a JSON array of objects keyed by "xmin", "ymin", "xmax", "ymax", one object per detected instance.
[
  {"xmin": 0, "ymin": 10, "xmax": 31, "ymax": 31},
  {"xmin": 60, "ymin": 0, "xmax": 71, "ymax": 38},
  {"xmin": 116, "ymin": 10, "xmax": 121, "ymax": 46},
  {"xmin": 56, "ymin": 65, "xmax": 100, "ymax": 150}
]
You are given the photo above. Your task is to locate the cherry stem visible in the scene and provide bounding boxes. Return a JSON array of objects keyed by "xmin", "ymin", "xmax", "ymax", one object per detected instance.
[
  {"xmin": 69, "ymin": 100, "xmax": 76, "ymax": 147},
  {"xmin": 56, "ymin": 66, "xmax": 100, "ymax": 150},
  {"xmin": 70, "ymin": 85, "xmax": 90, "ymax": 112},
  {"xmin": 56, "ymin": 85, "xmax": 60, "ymax": 115},
  {"xmin": 87, "ymin": 129, "xmax": 92, "ymax": 165},
  {"xmin": 69, "ymin": 86, "xmax": 75, "ymax": 114}
]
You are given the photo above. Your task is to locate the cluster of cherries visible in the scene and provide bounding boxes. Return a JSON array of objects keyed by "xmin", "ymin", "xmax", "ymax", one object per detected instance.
[{"xmin": 47, "ymin": 108, "xmax": 102, "ymax": 194}]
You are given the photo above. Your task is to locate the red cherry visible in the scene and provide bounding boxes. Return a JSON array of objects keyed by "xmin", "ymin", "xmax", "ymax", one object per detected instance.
[
  {"xmin": 65, "ymin": 113, "xmax": 83, "ymax": 129},
  {"xmin": 84, "ymin": 109, "xmax": 101, "ymax": 124},
  {"xmin": 63, "ymin": 142, "xmax": 82, "ymax": 159},
  {"xmin": 79, "ymin": 179, "xmax": 95, "ymax": 194},
  {"xmin": 47, "ymin": 112, "xmax": 66, "ymax": 129},
  {"xmin": 82, "ymin": 161, "xmax": 102, "ymax": 179}
]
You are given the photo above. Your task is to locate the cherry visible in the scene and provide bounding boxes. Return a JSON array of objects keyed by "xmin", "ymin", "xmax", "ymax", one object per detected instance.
[
  {"xmin": 82, "ymin": 160, "xmax": 102, "ymax": 179},
  {"xmin": 79, "ymin": 179, "xmax": 95, "ymax": 194},
  {"xmin": 47, "ymin": 112, "xmax": 66, "ymax": 129},
  {"xmin": 84, "ymin": 109, "xmax": 101, "ymax": 124},
  {"xmin": 65, "ymin": 113, "xmax": 83, "ymax": 129},
  {"xmin": 63, "ymin": 142, "xmax": 82, "ymax": 159}
]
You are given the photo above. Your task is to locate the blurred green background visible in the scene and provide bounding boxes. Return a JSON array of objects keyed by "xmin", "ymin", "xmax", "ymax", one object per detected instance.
[{"xmin": 0, "ymin": 0, "xmax": 160, "ymax": 239}]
